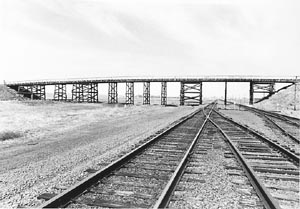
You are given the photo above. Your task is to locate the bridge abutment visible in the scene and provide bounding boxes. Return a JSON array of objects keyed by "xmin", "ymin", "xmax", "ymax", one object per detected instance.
[
  {"xmin": 17, "ymin": 85, "xmax": 46, "ymax": 100},
  {"xmin": 17, "ymin": 86, "xmax": 31, "ymax": 99}
]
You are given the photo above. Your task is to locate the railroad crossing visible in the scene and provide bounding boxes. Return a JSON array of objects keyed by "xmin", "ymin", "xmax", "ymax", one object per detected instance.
[{"xmin": 5, "ymin": 76, "xmax": 299, "ymax": 105}]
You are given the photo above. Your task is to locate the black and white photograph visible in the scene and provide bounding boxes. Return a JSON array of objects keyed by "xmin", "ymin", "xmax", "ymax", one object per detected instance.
[{"xmin": 0, "ymin": 0, "xmax": 299, "ymax": 208}]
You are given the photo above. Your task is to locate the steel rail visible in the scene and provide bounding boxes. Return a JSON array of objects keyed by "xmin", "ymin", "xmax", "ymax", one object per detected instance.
[
  {"xmin": 263, "ymin": 114, "xmax": 300, "ymax": 144},
  {"xmin": 208, "ymin": 117, "xmax": 281, "ymax": 209},
  {"xmin": 228, "ymin": 100, "xmax": 300, "ymax": 144},
  {"xmin": 153, "ymin": 103, "xmax": 216, "ymax": 208},
  {"xmin": 213, "ymin": 109, "xmax": 299, "ymax": 165},
  {"xmin": 40, "ymin": 104, "xmax": 210, "ymax": 208},
  {"xmin": 236, "ymin": 103, "xmax": 300, "ymax": 126}
]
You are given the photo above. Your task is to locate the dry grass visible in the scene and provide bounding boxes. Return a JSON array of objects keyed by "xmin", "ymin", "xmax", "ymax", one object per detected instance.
[
  {"xmin": 0, "ymin": 131, "xmax": 22, "ymax": 141},
  {"xmin": 0, "ymin": 100, "xmax": 196, "ymax": 147},
  {"xmin": 254, "ymin": 83, "xmax": 300, "ymax": 118},
  {"xmin": 0, "ymin": 100, "xmax": 196, "ymax": 208},
  {"xmin": 0, "ymin": 85, "xmax": 25, "ymax": 101}
]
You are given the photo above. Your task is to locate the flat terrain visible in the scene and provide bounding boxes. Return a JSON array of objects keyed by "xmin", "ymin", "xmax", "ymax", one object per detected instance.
[{"xmin": 0, "ymin": 101, "xmax": 197, "ymax": 207}]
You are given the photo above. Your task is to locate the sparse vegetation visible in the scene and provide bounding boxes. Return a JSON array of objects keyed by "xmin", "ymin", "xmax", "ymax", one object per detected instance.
[
  {"xmin": 0, "ymin": 131, "xmax": 22, "ymax": 141},
  {"xmin": 0, "ymin": 85, "xmax": 25, "ymax": 101},
  {"xmin": 254, "ymin": 83, "xmax": 300, "ymax": 118}
]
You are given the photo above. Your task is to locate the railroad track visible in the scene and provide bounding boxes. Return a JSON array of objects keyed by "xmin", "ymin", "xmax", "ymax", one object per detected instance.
[
  {"xmin": 231, "ymin": 102, "xmax": 300, "ymax": 126},
  {"xmin": 229, "ymin": 103, "xmax": 300, "ymax": 155},
  {"xmin": 154, "ymin": 108, "xmax": 299, "ymax": 209},
  {"xmin": 208, "ymin": 110, "xmax": 299, "ymax": 209},
  {"xmin": 223, "ymin": 101, "xmax": 300, "ymax": 125},
  {"xmin": 39, "ymin": 102, "xmax": 299, "ymax": 209},
  {"xmin": 39, "ymin": 103, "xmax": 215, "ymax": 208},
  {"xmin": 161, "ymin": 120, "xmax": 266, "ymax": 208}
]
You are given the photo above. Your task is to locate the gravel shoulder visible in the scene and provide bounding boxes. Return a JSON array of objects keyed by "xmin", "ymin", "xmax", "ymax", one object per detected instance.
[
  {"xmin": 219, "ymin": 108, "xmax": 282, "ymax": 140},
  {"xmin": 0, "ymin": 101, "xmax": 197, "ymax": 208},
  {"xmin": 218, "ymin": 107, "xmax": 300, "ymax": 154}
]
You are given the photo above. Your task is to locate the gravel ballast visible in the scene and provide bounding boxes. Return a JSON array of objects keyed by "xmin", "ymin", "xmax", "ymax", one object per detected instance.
[
  {"xmin": 169, "ymin": 122, "xmax": 263, "ymax": 209},
  {"xmin": 219, "ymin": 107, "xmax": 300, "ymax": 154}
]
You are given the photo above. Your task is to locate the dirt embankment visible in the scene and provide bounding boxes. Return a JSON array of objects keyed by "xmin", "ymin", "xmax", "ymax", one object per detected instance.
[
  {"xmin": 254, "ymin": 83, "xmax": 300, "ymax": 118},
  {"xmin": 0, "ymin": 85, "xmax": 25, "ymax": 101}
]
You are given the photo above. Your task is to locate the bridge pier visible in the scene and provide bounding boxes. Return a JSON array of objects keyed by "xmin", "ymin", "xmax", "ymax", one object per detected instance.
[
  {"xmin": 72, "ymin": 83, "xmax": 98, "ymax": 103},
  {"xmin": 249, "ymin": 82, "xmax": 275, "ymax": 104},
  {"xmin": 33, "ymin": 85, "xmax": 46, "ymax": 100},
  {"xmin": 88, "ymin": 83, "xmax": 98, "ymax": 103},
  {"xmin": 143, "ymin": 82, "xmax": 150, "ymax": 105},
  {"xmin": 125, "ymin": 82, "xmax": 134, "ymax": 105},
  {"xmin": 72, "ymin": 84, "xmax": 83, "ymax": 102},
  {"xmin": 161, "ymin": 82, "xmax": 167, "ymax": 105},
  {"xmin": 54, "ymin": 84, "xmax": 67, "ymax": 101},
  {"xmin": 180, "ymin": 83, "xmax": 184, "ymax": 105},
  {"xmin": 180, "ymin": 82, "xmax": 202, "ymax": 106},
  {"xmin": 108, "ymin": 82, "xmax": 118, "ymax": 104}
]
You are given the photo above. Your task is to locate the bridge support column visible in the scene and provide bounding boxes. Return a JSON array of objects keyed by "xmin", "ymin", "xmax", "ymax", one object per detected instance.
[
  {"xmin": 72, "ymin": 84, "xmax": 83, "ymax": 102},
  {"xmin": 249, "ymin": 82, "xmax": 254, "ymax": 104},
  {"xmin": 54, "ymin": 84, "xmax": 67, "ymax": 101},
  {"xmin": 180, "ymin": 82, "xmax": 202, "ymax": 106},
  {"xmin": 180, "ymin": 83, "xmax": 184, "ymax": 106},
  {"xmin": 72, "ymin": 83, "xmax": 98, "ymax": 103},
  {"xmin": 108, "ymin": 82, "xmax": 118, "ymax": 104},
  {"xmin": 83, "ymin": 83, "xmax": 98, "ymax": 103},
  {"xmin": 161, "ymin": 82, "xmax": 167, "ymax": 105},
  {"xmin": 249, "ymin": 82, "xmax": 275, "ymax": 104},
  {"xmin": 18, "ymin": 85, "xmax": 33, "ymax": 99},
  {"xmin": 32, "ymin": 85, "xmax": 46, "ymax": 100},
  {"xmin": 143, "ymin": 82, "xmax": 150, "ymax": 105},
  {"xmin": 85, "ymin": 83, "xmax": 98, "ymax": 103},
  {"xmin": 125, "ymin": 82, "xmax": 134, "ymax": 105},
  {"xmin": 224, "ymin": 82, "xmax": 227, "ymax": 105},
  {"xmin": 294, "ymin": 82, "xmax": 299, "ymax": 111}
]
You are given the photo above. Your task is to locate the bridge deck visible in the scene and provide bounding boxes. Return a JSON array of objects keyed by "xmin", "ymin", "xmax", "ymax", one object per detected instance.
[{"xmin": 5, "ymin": 76, "xmax": 299, "ymax": 86}]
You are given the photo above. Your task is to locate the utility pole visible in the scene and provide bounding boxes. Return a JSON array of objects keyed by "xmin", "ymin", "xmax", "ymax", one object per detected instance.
[
  {"xmin": 294, "ymin": 76, "xmax": 298, "ymax": 111},
  {"xmin": 224, "ymin": 81, "xmax": 227, "ymax": 107}
]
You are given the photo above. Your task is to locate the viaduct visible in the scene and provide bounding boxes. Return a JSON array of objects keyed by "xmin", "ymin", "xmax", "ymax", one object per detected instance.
[{"xmin": 4, "ymin": 76, "xmax": 299, "ymax": 105}]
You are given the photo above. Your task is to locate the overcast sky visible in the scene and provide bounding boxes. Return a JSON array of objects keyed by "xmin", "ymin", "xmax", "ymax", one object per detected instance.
[{"xmin": 0, "ymin": 0, "xmax": 299, "ymax": 83}]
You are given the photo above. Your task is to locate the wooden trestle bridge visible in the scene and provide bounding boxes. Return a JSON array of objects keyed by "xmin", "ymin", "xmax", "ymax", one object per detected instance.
[{"xmin": 5, "ymin": 76, "xmax": 299, "ymax": 105}]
